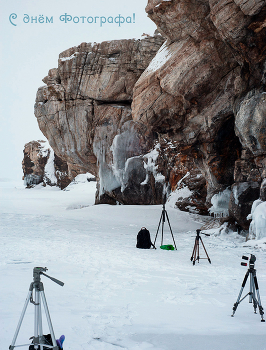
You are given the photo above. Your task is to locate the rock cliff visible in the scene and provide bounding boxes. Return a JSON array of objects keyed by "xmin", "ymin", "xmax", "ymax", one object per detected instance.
[
  {"xmin": 132, "ymin": 0, "xmax": 266, "ymax": 227},
  {"xmin": 34, "ymin": 34, "xmax": 165, "ymax": 204},
  {"xmin": 22, "ymin": 141, "xmax": 71, "ymax": 189},
  {"xmin": 33, "ymin": 1, "xmax": 266, "ymax": 230}
]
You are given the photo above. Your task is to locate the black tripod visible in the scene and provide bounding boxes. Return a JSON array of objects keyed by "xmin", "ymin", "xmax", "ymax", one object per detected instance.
[
  {"xmin": 153, "ymin": 203, "xmax": 177, "ymax": 249},
  {"xmin": 190, "ymin": 229, "xmax": 211, "ymax": 265},
  {"xmin": 232, "ymin": 255, "xmax": 265, "ymax": 322},
  {"xmin": 9, "ymin": 267, "xmax": 64, "ymax": 350}
]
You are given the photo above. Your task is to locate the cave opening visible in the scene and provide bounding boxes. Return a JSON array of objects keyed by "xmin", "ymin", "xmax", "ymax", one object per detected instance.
[{"xmin": 210, "ymin": 115, "xmax": 242, "ymax": 186}]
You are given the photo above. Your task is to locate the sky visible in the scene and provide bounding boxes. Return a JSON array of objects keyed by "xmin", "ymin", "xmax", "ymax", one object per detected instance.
[{"xmin": 0, "ymin": 0, "xmax": 157, "ymax": 180}]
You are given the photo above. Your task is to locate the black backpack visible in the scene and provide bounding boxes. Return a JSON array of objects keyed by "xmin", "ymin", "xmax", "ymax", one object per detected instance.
[
  {"xmin": 29, "ymin": 334, "xmax": 63, "ymax": 350},
  {"xmin": 136, "ymin": 227, "xmax": 154, "ymax": 249}
]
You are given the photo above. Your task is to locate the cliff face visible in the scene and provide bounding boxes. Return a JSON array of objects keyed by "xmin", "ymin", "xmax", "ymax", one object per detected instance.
[
  {"xmin": 33, "ymin": 1, "xmax": 266, "ymax": 229},
  {"xmin": 34, "ymin": 35, "xmax": 165, "ymax": 203},
  {"xmin": 132, "ymin": 0, "xmax": 266, "ymax": 227}
]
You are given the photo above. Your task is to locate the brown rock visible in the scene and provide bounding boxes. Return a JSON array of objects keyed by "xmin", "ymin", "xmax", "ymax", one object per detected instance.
[
  {"xmin": 56, "ymin": 36, "xmax": 164, "ymax": 102},
  {"xmin": 145, "ymin": 0, "xmax": 212, "ymax": 42},
  {"xmin": 31, "ymin": 0, "xmax": 266, "ymax": 230},
  {"xmin": 22, "ymin": 141, "xmax": 49, "ymax": 186},
  {"xmin": 35, "ymin": 35, "xmax": 164, "ymax": 184},
  {"xmin": 234, "ymin": 0, "xmax": 266, "ymax": 16},
  {"xmin": 209, "ymin": 0, "xmax": 251, "ymax": 44},
  {"xmin": 132, "ymin": 38, "xmax": 237, "ymax": 135},
  {"xmin": 235, "ymin": 90, "xmax": 266, "ymax": 156},
  {"xmin": 22, "ymin": 141, "xmax": 71, "ymax": 189},
  {"xmin": 229, "ymin": 182, "xmax": 260, "ymax": 229}
]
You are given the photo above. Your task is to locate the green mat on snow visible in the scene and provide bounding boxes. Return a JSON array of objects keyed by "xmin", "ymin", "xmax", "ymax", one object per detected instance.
[{"xmin": 160, "ymin": 244, "xmax": 175, "ymax": 250}]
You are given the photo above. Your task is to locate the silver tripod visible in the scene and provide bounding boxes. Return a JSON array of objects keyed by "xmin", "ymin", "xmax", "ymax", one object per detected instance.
[
  {"xmin": 9, "ymin": 267, "xmax": 64, "ymax": 350},
  {"xmin": 231, "ymin": 255, "xmax": 265, "ymax": 322}
]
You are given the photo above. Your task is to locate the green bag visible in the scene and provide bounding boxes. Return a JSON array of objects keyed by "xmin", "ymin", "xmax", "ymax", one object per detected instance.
[{"xmin": 160, "ymin": 244, "xmax": 175, "ymax": 250}]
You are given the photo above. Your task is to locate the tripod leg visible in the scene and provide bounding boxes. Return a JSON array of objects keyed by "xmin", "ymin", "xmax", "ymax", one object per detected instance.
[
  {"xmin": 250, "ymin": 273, "xmax": 258, "ymax": 314},
  {"xmin": 37, "ymin": 292, "xmax": 44, "ymax": 350},
  {"xmin": 40, "ymin": 291, "xmax": 59, "ymax": 349},
  {"xmin": 199, "ymin": 237, "xmax": 211, "ymax": 264},
  {"xmin": 161, "ymin": 217, "xmax": 164, "ymax": 246},
  {"xmin": 191, "ymin": 240, "xmax": 197, "ymax": 262},
  {"xmin": 165, "ymin": 211, "xmax": 177, "ymax": 250},
  {"xmin": 192, "ymin": 240, "xmax": 199, "ymax": 265},
  {"xmin": 193, "ymin": 241, "xmax": 198, "ymax": 265},
  {"xmin": 153, "ymin": 214, "xmax": 163, "ymax": 247},
  {"xmin": 254, "ymin": 274, "xmax": 265, "ymax": 322},
  {"xmin": 9, "ymin": 290, "xmax": 32, "ymax": 350},
  {"xmin": 197, "ymin": 239, "xmax": 200, "ymax": 263},
  {"xmin": 232, "ymin": 270, "xmax": 249, "ymax": 317},
  {"xmin": 34, "ymin": 289, "xmax": 40, "ymax": 349},
  {"xmin": 249, "ymin": 271, "xmax": 253, "ymax": 304}
]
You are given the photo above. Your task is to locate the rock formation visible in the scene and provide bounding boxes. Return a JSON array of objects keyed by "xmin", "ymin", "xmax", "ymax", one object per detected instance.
[
  {"xmin": 132, "ymin": 0, "xmax": 266, "ymax": 227},
  {"xmin": 22, "ymin": 141, "xmax": 71, "ymax": 189},
  {"xmin": 34, "ymin": 34, "xmax": 165, "ymax": 203},
  {"xmin": 32, "ymin": 1, "xmax": 266, "ymax": 231}
]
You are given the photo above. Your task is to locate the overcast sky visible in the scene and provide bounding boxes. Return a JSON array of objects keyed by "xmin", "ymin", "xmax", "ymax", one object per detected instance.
[{"xmin": 0, "ymin": 0, "xmax": 156, "ymax": 180}]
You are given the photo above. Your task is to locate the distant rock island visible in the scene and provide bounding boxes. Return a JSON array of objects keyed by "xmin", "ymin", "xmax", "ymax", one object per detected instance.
[{"xmin": 23, "ymin": 0, "xmax": 266, "ymax": 232}]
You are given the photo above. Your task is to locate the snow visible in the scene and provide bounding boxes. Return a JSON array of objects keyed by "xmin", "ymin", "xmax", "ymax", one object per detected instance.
[
  {"xmin": 155, "ymin": 2, "xmax": 172, "ymax": 8},
  {"xmin": 167, "ymin": 186, "xmax": 193, "ymax": 208},
  {"xmin": 1, "ymin": 178, "xmax": 266, "ymax": 350},
  {"xmin": 59, "ymin": 52, "xmax": 79, "ymax": 62},
  {"xmin": 141, "ymin": 144, "xmax": 165, "ymax": 185},
  {"xmin": 44, "ymin": 148, "xmax": 57, "ymax": 185},
  {"xmin": 145, "ymin": 41, "xmax": 174, "ymax": 73}
]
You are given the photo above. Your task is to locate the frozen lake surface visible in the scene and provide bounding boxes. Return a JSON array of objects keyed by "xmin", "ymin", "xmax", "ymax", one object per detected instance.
[{"xmin": 1, "ymin": 177, "xmax": 266, "ymax": 350}]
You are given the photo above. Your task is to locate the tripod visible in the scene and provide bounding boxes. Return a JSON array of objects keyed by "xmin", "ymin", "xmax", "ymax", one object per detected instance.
[
  {"xmin": 231, "ymin": 255, "xmax": 265, "ymax": 322},
  {"xmin": 9, "ymin": 267, "xmax": 64, "ymax": 350},
  {"xmin": 190, "ymin": 229, "xmax": 211, "ymax": 265},
  {"xmin": 153, "ymin": 203, "xmax": 177, "ymax": 249}
]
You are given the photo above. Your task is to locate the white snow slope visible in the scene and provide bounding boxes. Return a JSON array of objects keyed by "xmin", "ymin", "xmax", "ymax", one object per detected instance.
[{"xmin": 1, "ymin": 177, "xmax": 266, "ymax": 350}]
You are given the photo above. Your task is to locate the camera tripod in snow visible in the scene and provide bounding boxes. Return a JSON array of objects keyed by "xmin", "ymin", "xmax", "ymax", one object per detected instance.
[
  {"xmin": 190, "ymin": 229, "xmax": 211, "ymax": 265},
  {"xmin": 231, "ymin": 255, "xmax": 265, "ymax": 322},
  {"xmin": 9, "ymin": 267, "xmax": 64, "ymax": 350},
  {"xmin": 153, "ymin": 203, "xmax": 177, "ymax": 249}
]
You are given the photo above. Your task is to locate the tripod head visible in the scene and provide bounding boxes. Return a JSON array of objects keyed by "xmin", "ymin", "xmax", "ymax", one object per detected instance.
[
  {"xmin": 241, "ymin": 254, "xmax": 256, "ymax": 269},
  {"xmin": 33, "ymin": 267, "xmax": 64, "ymax": 287},
  {"xmin": 196, "ymin": 229, "xmax": 210, "ymax": 238}
]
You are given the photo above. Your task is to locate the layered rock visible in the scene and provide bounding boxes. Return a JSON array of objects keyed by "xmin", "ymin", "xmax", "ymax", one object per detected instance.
[
  {"xmin": 34, "ymin": 35, "xmax": 165, "ymax": 203},
  {"xmin": 33, "ymin": 1, "xmax": 266, "ymax": 230},
  {"xmin": 22, "ymin": 141, "xmax": 71, "ymax": 189},
  {"xmin": 131, "ymin": 0, "xmax": 266, "ymax": 226},
  {"xmin": 22, "ymin": 141, "xmax": 49, "ymax": 186}
]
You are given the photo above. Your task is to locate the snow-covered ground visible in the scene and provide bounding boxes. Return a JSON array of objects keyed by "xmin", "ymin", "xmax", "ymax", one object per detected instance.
[{"xmin": 1, "ymin": 176, "xmax": 266, "ymax": 350}]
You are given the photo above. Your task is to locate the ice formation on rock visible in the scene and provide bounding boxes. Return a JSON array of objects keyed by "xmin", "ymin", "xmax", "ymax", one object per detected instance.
[
  {"xmin": 141, "ymin": 143, "xmax": 165, "ymax": 185},
  {"xmin": 248, "ymin": 201, "xmax": 266, "ymax": 240},
  {"xmin": 209, "ymin": 188, "xmax": 231, "ymax": 218}
]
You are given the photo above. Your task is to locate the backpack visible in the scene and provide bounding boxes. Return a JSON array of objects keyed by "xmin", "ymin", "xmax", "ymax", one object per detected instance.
[
  {"xmin": 29, "ymin": 334, "xmax": 63, "ymax": 350},
  {"xmin": 136, "ymin": 227, "xmax": 154, "ymax": 249}
]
